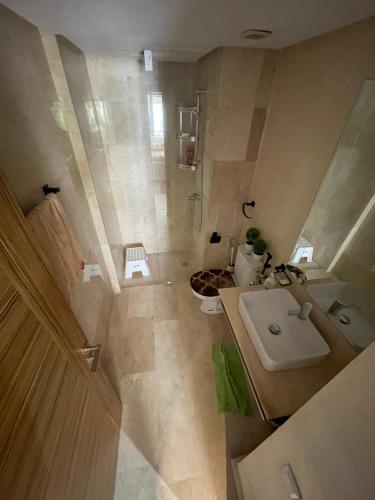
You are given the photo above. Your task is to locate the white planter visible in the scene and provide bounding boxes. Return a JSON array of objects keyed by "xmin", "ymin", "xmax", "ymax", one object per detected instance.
[
  {"xmin": 253, "ymin": 253, "xmax": 264, "ymax": 262},
  {"xmin": 245, "ymin": 243, "xmax": 254, "ymax": 254}
]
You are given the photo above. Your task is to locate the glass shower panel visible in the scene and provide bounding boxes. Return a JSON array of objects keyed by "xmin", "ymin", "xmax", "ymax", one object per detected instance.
[{"xmin": 86, "ymin": 56, "xmax": 198, "ymax": 285}]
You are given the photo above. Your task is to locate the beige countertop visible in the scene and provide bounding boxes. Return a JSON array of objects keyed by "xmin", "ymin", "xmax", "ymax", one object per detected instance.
[{"xmin": 219, "ymin": 283, "xmax": 357, "ymax": 421}]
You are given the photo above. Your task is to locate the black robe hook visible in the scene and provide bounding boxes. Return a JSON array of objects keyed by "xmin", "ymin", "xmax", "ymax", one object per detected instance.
[{"xmin": 43, "ymin": 184, "xmax": 61, "ymax": 196}]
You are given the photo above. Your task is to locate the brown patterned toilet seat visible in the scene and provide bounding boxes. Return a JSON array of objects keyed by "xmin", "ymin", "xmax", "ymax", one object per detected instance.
[{"xmin": 190, "ymin": 269, "xmax": 235, "ymax": 297}]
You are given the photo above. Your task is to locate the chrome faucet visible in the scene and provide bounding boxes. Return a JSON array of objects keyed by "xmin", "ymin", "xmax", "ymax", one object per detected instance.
[
  {"xmin": 288, "ymin": 301, "xmax": 313, "ymax": 320},
  {"xmin": 328, "ymin": 299, "xmax": 350, "ymax": 315},
  {"xmin": 249, "ymin": 270, "xmax": 265, "ymax": 286}
]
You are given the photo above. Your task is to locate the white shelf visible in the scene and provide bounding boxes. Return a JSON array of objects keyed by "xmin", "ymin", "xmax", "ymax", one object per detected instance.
[
  {"xmin": 177, "ymin": 106, "xmax": 197, "ymax": 114},
  {"xmin": 177, "ymin": 162, "xmax": 198, "ymax": 171},
  {"xmin": 177, "ymin": 133, "xmax": 196, "ymax": 142},
  {"xmin": 177, "ymin": 94, "xmax": 202, "ymax": 173}
]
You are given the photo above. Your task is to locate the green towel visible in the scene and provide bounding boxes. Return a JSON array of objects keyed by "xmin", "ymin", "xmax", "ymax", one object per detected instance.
[{"xmin": 211, "ymin": 343, "xmax": 253, "ymax": 416}]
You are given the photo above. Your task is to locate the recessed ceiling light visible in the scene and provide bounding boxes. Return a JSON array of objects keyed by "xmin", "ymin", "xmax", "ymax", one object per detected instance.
[{"xmin": 241, "ymin": 29, "xmax": 273, "ymax": 40}]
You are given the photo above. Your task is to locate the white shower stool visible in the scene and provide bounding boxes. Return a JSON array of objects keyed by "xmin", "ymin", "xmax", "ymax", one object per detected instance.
[{"xmin": 125, "ymin": 246, "xmax": 150, "ymax": 279}]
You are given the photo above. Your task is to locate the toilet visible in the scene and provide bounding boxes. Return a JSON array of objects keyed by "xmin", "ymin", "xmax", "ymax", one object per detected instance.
[{"xmin": 190, "ymin": 244, "xmax": 262, "ymax": 314}]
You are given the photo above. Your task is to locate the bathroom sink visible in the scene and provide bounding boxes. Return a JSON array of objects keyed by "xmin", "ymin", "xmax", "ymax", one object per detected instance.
[{"xmin": 239, "ymin": 289, "xmax": 330, "ymax": 371}]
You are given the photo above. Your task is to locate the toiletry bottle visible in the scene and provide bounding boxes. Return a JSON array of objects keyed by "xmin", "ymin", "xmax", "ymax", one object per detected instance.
[
  {"xmin": 186, "ymin": 148, "xmax": 194, "ymax": 166},
  {"xmin": 264, "ymin": 272, "xmax": 277, "ymax": 290}
]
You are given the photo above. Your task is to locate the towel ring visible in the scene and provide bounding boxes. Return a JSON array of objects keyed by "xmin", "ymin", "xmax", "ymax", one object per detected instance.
[{"xmin": 242, "ymin": 201, "xmax": 255, "ymax": 218}]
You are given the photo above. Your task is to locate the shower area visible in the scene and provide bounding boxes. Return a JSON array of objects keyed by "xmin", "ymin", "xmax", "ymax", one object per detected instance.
[{"xmin": 67, "ymin": 51, "xmax": 204, "ymax": 286}]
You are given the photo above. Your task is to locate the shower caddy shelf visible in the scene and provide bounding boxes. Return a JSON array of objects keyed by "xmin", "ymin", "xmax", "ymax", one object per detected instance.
[
  {"xmin": 177, "ymin": 161, "xmax": 199, "ymax": 171},
  {"xmin": 176, "ymin": 92, "xmax": 204, "ymax": 171},
  {"xmin": 177, "ymin": 133, "xmax": 196, "ymax": 142}
]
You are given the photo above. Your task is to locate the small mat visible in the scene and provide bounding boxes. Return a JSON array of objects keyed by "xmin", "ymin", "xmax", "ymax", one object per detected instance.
[
  {"xmin": 190, "ymin": 269, "xmax": 235, "ymax": 297},
  {"xmin": 211, "ymin": 343, "xmax": 253, "ymax": 416}
]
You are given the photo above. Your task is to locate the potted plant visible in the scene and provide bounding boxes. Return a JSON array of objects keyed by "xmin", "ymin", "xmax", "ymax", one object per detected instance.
[
  {"xmin": 245, "ymin": 227, "xmax": 260, "ymax": 253},
  {"xmin": 253, "ymin": 239, "xmax": 267, "ymax": 261}
]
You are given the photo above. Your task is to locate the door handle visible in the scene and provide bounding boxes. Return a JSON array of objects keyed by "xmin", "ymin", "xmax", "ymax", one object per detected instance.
[
  {"xmin": 282, "ymin": 463, "xmax": 302, "ymax": 499},
  {"xmin": 77, "ymin": 344, "xmax": 101, "ymax": 372}
]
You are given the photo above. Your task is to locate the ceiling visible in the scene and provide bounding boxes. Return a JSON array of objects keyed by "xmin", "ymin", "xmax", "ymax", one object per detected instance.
[{"xmin": 3, "ymin": 0, "xmax": 375, "ymax": 61}]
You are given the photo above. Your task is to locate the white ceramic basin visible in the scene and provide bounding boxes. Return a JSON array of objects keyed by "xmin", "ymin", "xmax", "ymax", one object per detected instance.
[
  {"xmin": 307, "ymin": 282, "xmax": 375, "ymax": 350},
  {"xmin": 239, "ymin": 289, "xmax": 330, "ymax": 371}
]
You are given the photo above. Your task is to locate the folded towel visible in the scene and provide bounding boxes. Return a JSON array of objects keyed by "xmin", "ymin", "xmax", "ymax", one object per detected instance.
[
  {"xmin": 211, "ymin": 343, "xmax": 253, "ymax": 416},
  {"xmin": 27, "ymin": 194, "xmax": 83, "ymax": 303}
]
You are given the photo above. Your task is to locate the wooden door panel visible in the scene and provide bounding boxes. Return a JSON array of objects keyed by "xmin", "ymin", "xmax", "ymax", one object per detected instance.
[
  {"xmin": 84, "ymin": 415, "xmax": 119, "ymax": 500},
  {"xmin": 0, "ymin": 320, "xmax": 50, "ymax": 460},
  {"xmin": 0, "ymin": 296, "xmax": 30, "ymax": 361},
  {"xmin": 0, "ymin": 343, "xmax": 66, "ymax": 496},
  {"xmin": 0, "ymin": 175, "xmax": 120, "ymax": 425},
  {"xmin": 66, "ymin": 393, "xmax": 102, "ymax": 500},
  {"xmin": 24, "ymin": 363, "xmax": 78, "ymax": 499},
  {"xmin": 0, "ymin": 277, "xmax": 120, "ymax": 500},
  {"xmin": 42, "ymin": 385, "xmax": 90, "ymax": 500},
  {"xmin": 0, "ymin": 174, "xmax": 121, "ymax": 499},
  {"xmin": 0, "ymin": 310, "xmax": 40, "ymax": 380}
]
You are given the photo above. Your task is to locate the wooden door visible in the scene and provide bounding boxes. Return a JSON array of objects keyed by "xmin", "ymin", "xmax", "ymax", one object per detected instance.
[{"xmin": 0, "ymin": 175, "xmax": 121, "ymax": 499}]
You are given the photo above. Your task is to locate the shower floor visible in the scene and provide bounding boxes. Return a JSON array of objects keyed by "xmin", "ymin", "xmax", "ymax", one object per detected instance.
[{"xmin": 118, "ymin": 250, "xmax": 196, "ymax": 288}]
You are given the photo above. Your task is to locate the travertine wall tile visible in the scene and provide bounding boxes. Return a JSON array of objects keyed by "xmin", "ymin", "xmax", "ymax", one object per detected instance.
[
  {"xmin": 246, "ymin": 107, "xmax": 267, "ymax": 161},
  {"xmin": 211, "ymin": 161, "xmax": 245, "ymax": 203},
  {"xmin": 216, "ymin": 202, "xmax": 237, "ymax": 236},
  {"xmin": 198, "ymin": 47, "xmax": 277, "ymax": 268},
  {"xmin": 255, "ymin": 50, "xmax": 279, "ymax": 109},
  {"xmin": 214, "ymin": 107, "xmax": 254, "ymax": 161},
  {"xmin": 218, "ymin": 47, "xmax": 264, "ymax": 110},
  {"xmin": 204, "ymin": 236, "xmax": 231, "ymax": 268}
]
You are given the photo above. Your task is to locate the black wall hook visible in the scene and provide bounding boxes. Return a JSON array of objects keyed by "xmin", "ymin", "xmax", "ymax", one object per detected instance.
[
  {"xmin": 43, "ymin": 184, "xmax": 61, "ymax": 196},
  {"xmin": 242, "ymin": 200, "xmax": 255, "ymax": 219}
]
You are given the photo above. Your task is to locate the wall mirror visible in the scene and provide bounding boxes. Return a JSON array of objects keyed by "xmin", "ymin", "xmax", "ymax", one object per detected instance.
[{"xmin": 290, "ymin": 80, "xmax": 375, "ymax": 351}]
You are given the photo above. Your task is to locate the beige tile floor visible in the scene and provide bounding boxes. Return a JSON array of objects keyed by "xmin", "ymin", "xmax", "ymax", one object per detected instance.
[{"xmin": 103, "ymin": 281, "xmax": 230, "ymax": 499}]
